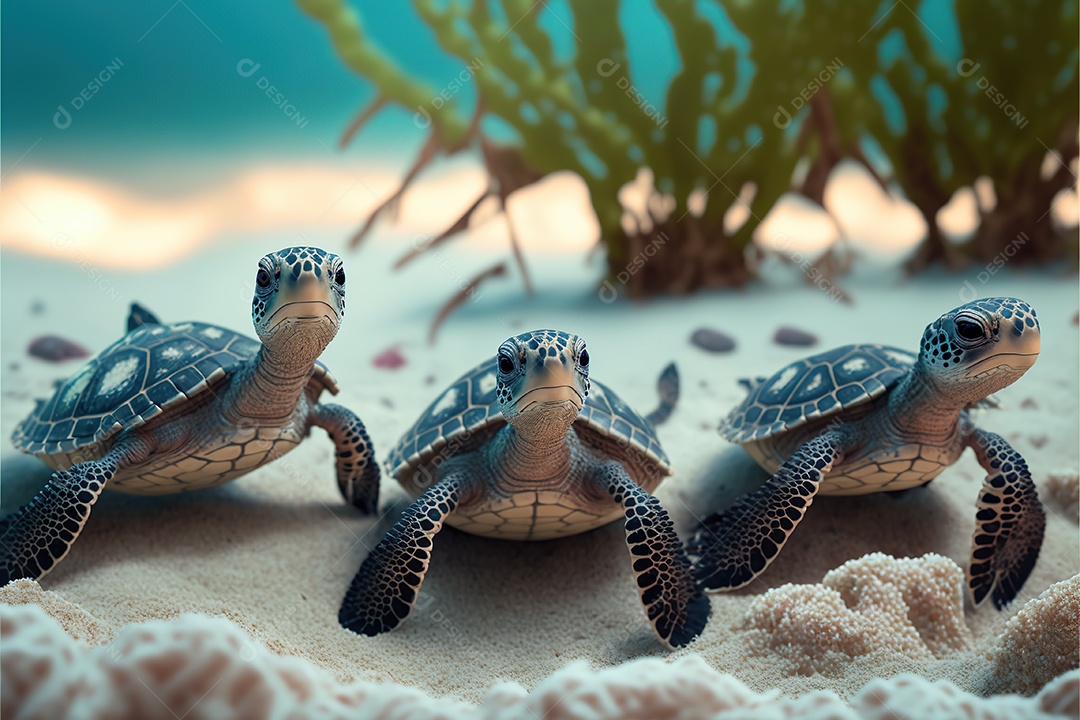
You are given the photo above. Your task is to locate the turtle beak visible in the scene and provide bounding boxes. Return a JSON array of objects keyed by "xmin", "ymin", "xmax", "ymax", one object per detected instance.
[
  {"xmin": 268, "ymin": 272, "xmax": 339, "ymax": 330},
  {"xmin": 965, "ymin": 351, "xmax": 1038, "ymax": 378},
  {"xmin": 964, "ymin": 316, "xmax": 1040, "ymax": 379},
  {"xmin": 513, "ymin": 356, "xmax": 585, "ymax": 415}
]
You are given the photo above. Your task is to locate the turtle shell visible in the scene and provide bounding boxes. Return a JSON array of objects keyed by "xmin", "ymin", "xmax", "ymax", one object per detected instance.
[
  {"xmin": 721, "ymin": 344, "xmax": 917, "ymax": 444},
  {"xmin": 386, "ymin": 357, "xmax": 670, "ymax": 480},
  {"xmin": 12, "ymin": 321, "xmax": 337, "ymax": 458}
]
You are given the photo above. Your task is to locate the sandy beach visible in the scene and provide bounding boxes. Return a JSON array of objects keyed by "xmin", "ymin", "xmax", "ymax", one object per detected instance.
[{"xmin": 1, "ymin": 200, "xmax": 1077, "ymax": 715}]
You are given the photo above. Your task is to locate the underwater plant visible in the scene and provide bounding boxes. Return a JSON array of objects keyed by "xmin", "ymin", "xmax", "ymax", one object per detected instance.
[
  {"xmin": 822, "ymin": 0, "xmax": 1079, "ymax": 270},
  {"xmin": 297, "ymin": 0, "xmax": 820, "ymax": 302},
  {"xmin": 299, "ymin": 0, "xmax": 1078, "ymax": 309},
  {"xmin": 723, "ymin": 0, "xmax": 1078, "ymax": 270}
]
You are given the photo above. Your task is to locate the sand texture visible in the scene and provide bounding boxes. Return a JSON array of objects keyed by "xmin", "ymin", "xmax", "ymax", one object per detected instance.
[
  {"xmin": 1, "ymin": 235, "xmax": 1078, "ymax": 716},
  {"xmin": 3, "ymin": 596, "xmax": 1079, "ymax": 720}
]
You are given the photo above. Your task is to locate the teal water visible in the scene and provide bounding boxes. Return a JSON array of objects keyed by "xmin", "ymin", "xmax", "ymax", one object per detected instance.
[{"xmin": 2, "ymin": 0, "xmax": 961, "ymax": 187}]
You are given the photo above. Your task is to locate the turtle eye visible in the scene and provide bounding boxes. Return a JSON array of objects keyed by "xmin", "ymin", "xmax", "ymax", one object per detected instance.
[
  {"xmin": 955, "ymin": 318, "xmax": 985, "ymax": 342},
  {"xmin": 498, "ymin": 354, "xmax": 515, "ymax": 374},
  {"xmin": 334, "ymin": 267, "xmax": 346, "ymax": 285},
  {"xmin": 579, "ymin": 348, "xmax": 590, "ymax": 367},
  {"xmin": 256, "ymin": 268, "xmax": 272, "ymax": 289}
]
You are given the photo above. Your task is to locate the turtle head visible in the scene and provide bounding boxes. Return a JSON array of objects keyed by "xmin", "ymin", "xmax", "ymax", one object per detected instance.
[
  {"xmin": 916, "ymin": 297, "xmax": 1039, "ymax": 403},
  {"xmin": 495, "ymin": 329, "xmax": 590, "ymax": 436},
  {"xmin": 251, "ymin": 246, "xmax": 345, "ymax": 361}
]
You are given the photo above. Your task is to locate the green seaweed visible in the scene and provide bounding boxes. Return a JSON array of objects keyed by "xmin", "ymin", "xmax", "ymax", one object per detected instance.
[
  {"xmin": 822, "ymin": 0, "xmax": 1079, "ymax": 269},
  {"xmin": 298, "ymin": 0, "xmax": 1078, "ymax": 301}
]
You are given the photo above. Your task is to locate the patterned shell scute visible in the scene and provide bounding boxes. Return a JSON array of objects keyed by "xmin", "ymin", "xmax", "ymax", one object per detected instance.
[
  {"xmin": 13, "ymin": 321, "xmax": 335, "ymax": 457},
  {"xmin": 721, "ymin": 344, "xmax": 917, "ymax": 444},
  {"xmin": 386, "ymin": 358, "xmax": 671, "ymax": 479}
]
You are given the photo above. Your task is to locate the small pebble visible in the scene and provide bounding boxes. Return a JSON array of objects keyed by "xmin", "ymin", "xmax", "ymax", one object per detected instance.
[
  {"xmin": 8, "ymin": 363, "xmax": 19, "ymax": 372},
  {"xmin": 690, "ymin": 327, "xmax": 736, "ymax": 353},
  {"xmin": 774, "ymin": 326, "xmax": 818, "ymax": 347},
  {"xmin": 28, "ymin": 335, "xmax": 90, "ymax": 362},
  {"xmin": 1073, "ymin": 312, "xmax": 1079, "ymax": 326},
  {"xmin": 1020, "ymin": 397, "xmax": 1038, "ymax": 409},
  {"xmin": 379, "ymin": 397, "xmax": 395, "ymax": 409},
  {"xmin": 1029, "ymin": 435, "xmax": 1048, "ymax": 449},
  {"xmin": 373, "ymin": 346, "xmax": 406, "ymax": 370},
  {"xmin": 29, "ymin": 300, "xmax": 46, "ymax": 316},
  {"xmin": 424, "ymin": 375, "xmax": 437, "ymax": 385}
]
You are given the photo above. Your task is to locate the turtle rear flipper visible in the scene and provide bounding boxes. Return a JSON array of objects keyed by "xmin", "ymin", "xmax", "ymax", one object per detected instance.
[
  {"xmin": 597, "ymin": 460, "xmax": 709, "ymax": 648},
  {"xmin": 126, "ymin": 302, "xmax": 161, "ymax": 331},
  {"xmin": 737, "ymin": 376, "xmax": 768, "ymax": 393},
  {"xmin": 967, "ymin": 429, "xmax": 1045, "ymax": 609},
  {"xmin": 690, "ymin": 431, "xmax": 843, "ymax": 591},
  {"xmin": 645, "ymin": 363, "xmax": 679, "ymax": 426},
  {"xmin": 339, "ymin": 474, "xmax": 465, "ymax": 636}
]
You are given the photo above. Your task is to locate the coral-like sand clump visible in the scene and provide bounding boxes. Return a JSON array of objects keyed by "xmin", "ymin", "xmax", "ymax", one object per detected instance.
[
  {"xmin": 0, "ymin": 601, "xmax": 464, "ymax": 720},
  {"xmin": 986, "ymin": 574, "xmax": 1080, "ymax": 697},
  {"xmin": 2, "ymin": 600, "xmax": 1076, "ymax": 720},
  {"xmin": 742, "ymin": 553, "xmax": 972, "ymax": 676},
  {"xmin": 1045, "ymin": 471, "xmax": 1080, "ymax": 521},
  {"xmin": 0, "ymin": 578, "xmax": 114, "ymax": 645}
]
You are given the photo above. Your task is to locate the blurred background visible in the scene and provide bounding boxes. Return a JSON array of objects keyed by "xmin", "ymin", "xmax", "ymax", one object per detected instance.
[
  {"xmin": 3, "ymin": 3, "xmax": 425, "ymax": 268},
  {"xmin": 2, "ymin": 1, "xmax": 1077, "ymax": 313}
]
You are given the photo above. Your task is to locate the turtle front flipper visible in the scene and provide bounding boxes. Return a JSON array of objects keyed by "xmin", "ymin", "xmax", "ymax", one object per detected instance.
[
  {"xmin": 339, "ymin": 473, "xmax": 465, "ymax": 636},
  {"xmin": 596, "ymin": 461, "xmax": 710, "ymax": 649},
  {"xmin": 0, "ymin": 445, "xmax": 134, "ymax": 583},
  {"xmin": 310, "ymin": 403, "xmax": 380, "ymax": 514},
  {"xmin": 689, "ymin": 431, "xmax": 843, "ymax": 591},
  {"xmin": 967, "ymin": 429, "xmax": 1045, "ymax": 609}
]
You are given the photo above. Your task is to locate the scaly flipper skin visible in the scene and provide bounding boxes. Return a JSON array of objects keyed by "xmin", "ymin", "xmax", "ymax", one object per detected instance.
[
  {"xmin": 597, "ymin": 461, "xmax": 709, "ymax": 648},
  {"xmin": 690, "ymin": 432, "xmax": 843, "ymax": 591},
  {"xmin": 7, "ymin": 247, "xmax": 364, "ymax": 580},
  {"xmin": 967, "ymin": 429, "xmax": 1045, "ymax": 609},
  {"xmin": 705, "ymin": 299, "xmax": 1042, "ymax": 601},
  {"xmin": 0, "ymin": 443, "xmax": 143, "ymax": 583},
  {"xmin": 357, "ymin": 330, "xmax": 693, "ymax": 647},
  {"xmin": 339, "ymin": 474, "xmax": 465, "ymax": 636},
  {"xmin": 310, "ymin": 403, "xmax": 380, "ymax": 514}
]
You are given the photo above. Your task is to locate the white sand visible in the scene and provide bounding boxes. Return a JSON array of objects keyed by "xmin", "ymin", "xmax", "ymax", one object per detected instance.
[{"xmin": 1, "ymin": 207, "xmax": 1078, "ymax": 708}]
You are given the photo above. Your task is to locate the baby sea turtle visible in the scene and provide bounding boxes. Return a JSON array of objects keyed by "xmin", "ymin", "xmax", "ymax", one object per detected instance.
[
  {"xmin": 689, "ymin": 297, "xmax": 1044, "ymax": 609},
  {"xmin": 1, "ymin": 246, "xmax": 379, "ymax": 583},
  {"xmin": 340, "ymin": 330, "xmax": 708, "ymax": 648}
]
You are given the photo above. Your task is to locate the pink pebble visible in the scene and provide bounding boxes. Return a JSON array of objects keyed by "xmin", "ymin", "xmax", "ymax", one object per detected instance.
[
  {"xmin": 373, "ymin": 346, "xmax": 407, "ymax": 369},
  {"xmin": 28, "ymin": 335, "xmax": 90, "ymax": 362}
]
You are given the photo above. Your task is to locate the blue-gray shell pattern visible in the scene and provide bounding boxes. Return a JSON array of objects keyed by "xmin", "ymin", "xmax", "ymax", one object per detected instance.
[
  {"xmin": 13, "ymin": 321, "xmax": 336, "ymax": 457},
  {"xmin": 721, "ymin": 344, "xmax": 917, "ymax": 444},
  {"xmin": 386, "ymin": 358, "xmax": 670, "ymax": 478}
]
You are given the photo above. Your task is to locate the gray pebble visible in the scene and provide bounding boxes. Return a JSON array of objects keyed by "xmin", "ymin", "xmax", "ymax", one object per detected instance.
[
  {"xmin": 773, "ymin": 327, "xmax": 818, "ymax": 347},
  {"xmin": 690, "ymin": 328, "xmax": 736, "ymax": 353}
]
